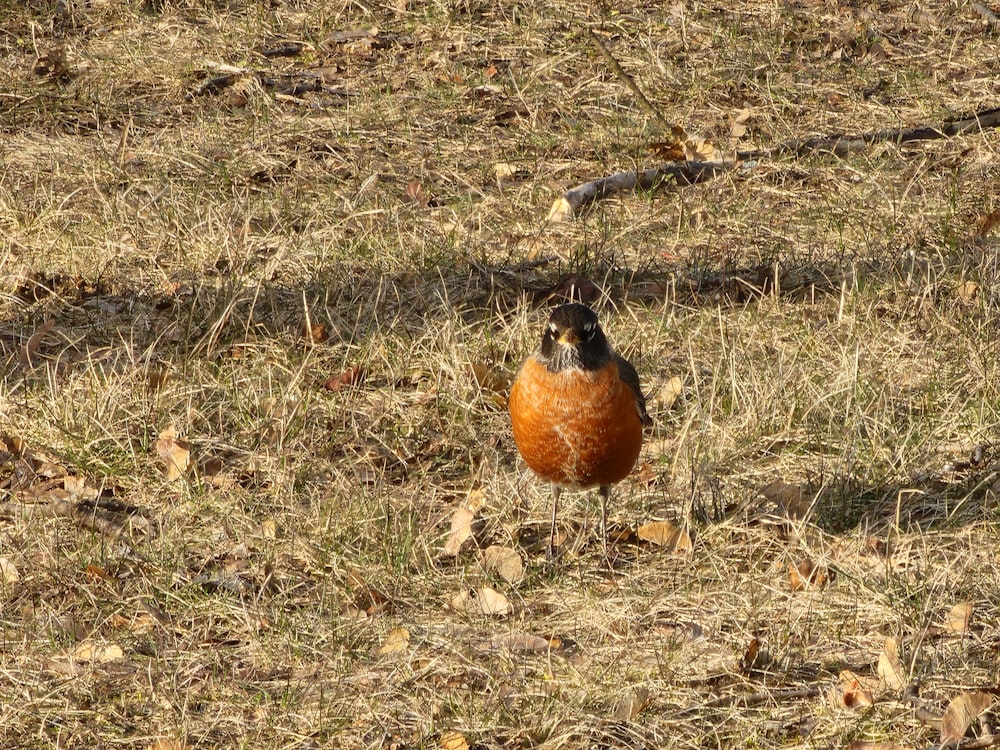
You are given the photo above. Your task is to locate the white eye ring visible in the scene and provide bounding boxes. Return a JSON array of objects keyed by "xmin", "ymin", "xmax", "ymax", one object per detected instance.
[
  {"xmin": 583, "ymin": 321, "xmax": 595, "ymax": 332},
  {"xmin": 548, "ymin": 323, "xmax": 559, "ymax": 335}
]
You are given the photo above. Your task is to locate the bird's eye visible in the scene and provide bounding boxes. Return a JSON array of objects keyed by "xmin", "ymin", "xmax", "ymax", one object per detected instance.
[
  {"xmin": 582, "ymin": 321, "xmax": 596, "ymax": 339},
  {"xmin": 548, "ymin": 323, "xmax": 559, "ymax": 335}
]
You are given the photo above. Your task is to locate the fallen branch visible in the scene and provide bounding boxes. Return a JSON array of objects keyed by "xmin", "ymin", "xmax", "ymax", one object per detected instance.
[{"xmin": 548, "ymin": 106, "xmax": 1000, "ymax": 220}]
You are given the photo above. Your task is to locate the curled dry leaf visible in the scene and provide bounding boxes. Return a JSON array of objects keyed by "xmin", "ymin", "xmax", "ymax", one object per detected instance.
[
  {"xmin": 450, "ymin": 586, "xmax": 511, "ymax": 616},
  {"xmin": 610, "ymin": 687, "xmax": 652, "ymax": 722},
  {"xmin": 546, "ymin": 196, "xmax": 573, "ymax": 223},
  {"xmin": 18, "ymin": 318, "xmax": 55, "ymax": 368},
  {"xmin": 480, "ymin": 545, "xmax": 524, "ymax": 583},
  {"xmin": 760, "ymin": 479, "xmax": 811, "ymax": 519},
  {"xmin": 153, "ymin": 425, "xmax": 191, "ymax": 481},
  {"xmin": 941, "ymin": 691, "xmax": 995, "ymax": 748},
  {"xmin": 378, "ymin": 627, "xmax": 410, "ymax": 656},
  {"xmin": 656, "ymin": 376, "xmax": 684, "ymax": 408},
  {"xmin": 789, "ymin": 558, "xmax": 829, "ymax": 591},
  {"xmin": 443, "ymin": 507, "xmax": 475, "ymax": 556},
  {"xmin": 496, "ymin": 632, "xmax": 549, "ymax": 652},
  {"xmin": 975, "ymin": 207, "xmax": 1000, "ymax": 237},
  {"xmin": 828, "ymin": 670, "xmax": 876, "ymax": 709},
  {"xmin": 323, "ymin": 365, "xmax": 364, "ymax": 392},
  {"xmin": 877, "ymin": 637, "xmax": 905, "ymax": 692},
  {"xmin": 636, "ymin": 520, "xmax": 693, "ymax": 554},
  {"xmin": 439, "ymin": 731, "xmax": 469, "ymax": 750}
]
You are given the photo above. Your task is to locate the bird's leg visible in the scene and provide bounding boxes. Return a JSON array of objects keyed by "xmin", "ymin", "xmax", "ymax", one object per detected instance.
[
  {"xmin": 548, "ymin": 485, "xmax": 562, "ymax": 559},
  {"xmin": 599, "ymin": 485, "xmax": 611, "ymax": 553}
]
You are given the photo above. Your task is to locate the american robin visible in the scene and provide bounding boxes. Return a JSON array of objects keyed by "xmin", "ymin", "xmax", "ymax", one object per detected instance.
[{"xmin": 509, "ymin": 303, "xmax": 648, "ymax": 556}]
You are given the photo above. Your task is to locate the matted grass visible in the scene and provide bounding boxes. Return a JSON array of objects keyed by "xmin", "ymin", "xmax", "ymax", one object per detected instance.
[{"xmin": 2, "ymin": 1, "xmax": 1000, "ymax": 748}]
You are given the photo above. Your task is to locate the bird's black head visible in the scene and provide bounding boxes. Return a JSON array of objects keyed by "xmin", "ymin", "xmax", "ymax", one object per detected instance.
[{"xmin": 538, "ymin": 303, "xmax": 612, "ymax": 372}]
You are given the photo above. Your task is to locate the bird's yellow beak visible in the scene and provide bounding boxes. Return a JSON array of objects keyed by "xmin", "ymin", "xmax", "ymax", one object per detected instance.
[{"xmin": 558, "ymin": 329, "xmax": 580, "ymax": 346}]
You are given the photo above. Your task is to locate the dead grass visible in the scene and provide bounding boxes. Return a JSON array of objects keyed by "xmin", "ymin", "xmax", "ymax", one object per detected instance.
[{"xmin": 2, "ymin": 0, "xmax": 1000, "ymax": 748}]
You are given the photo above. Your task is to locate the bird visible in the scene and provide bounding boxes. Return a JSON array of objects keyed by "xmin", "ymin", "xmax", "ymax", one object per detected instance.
[{"xmin": 508, "ymin": 303, "xmax": 648, "ymax": 557}]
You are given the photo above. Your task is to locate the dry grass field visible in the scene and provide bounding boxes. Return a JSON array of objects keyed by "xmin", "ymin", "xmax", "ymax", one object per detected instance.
[{"xmin": 3, "ymin": 0, "xmax": 1000, "ymax": 747}]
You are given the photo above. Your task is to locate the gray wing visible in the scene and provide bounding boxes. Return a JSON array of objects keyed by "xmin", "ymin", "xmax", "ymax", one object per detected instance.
[{"xmin": 614, "ymin": 352, "xmax": 651, "ymax": 427}]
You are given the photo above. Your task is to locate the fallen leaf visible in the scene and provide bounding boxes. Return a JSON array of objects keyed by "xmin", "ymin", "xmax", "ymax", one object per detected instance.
[
  {"xmin": 450, "ymin": 587, "xmax": 511, "ymax": 616},
  {"xmin": 302, "ymin": 320, "xmax": 328, "ymax": 344},
  {"xmin": 942, "ymin": 601, "xmax": 972, "ymax": 634},
  {"xmin": 975, "ymin": 207, "xmax": 1000, "ymax": 237},
  {"xmin": 828, "ymin": 670, "xmax": 875, "ymax": 710},
  {"xmin": 495, "ymin": 632, "xmax": 549, "ymax": 652},
  {"xmin": 18, "ymin": 318, "xmax": 55, "ymax": 368},
  {"xmin": 730, "ymin": 107, "xmax": 751, "ymax": 138},
  {"xmin": 737, "ymin": 637, "xmax": 768, "ymax": 673},
  {"xmin": 955, "ymin": 281, "xmax": 978, "ymax": 304},
  {"xmin": 403, "ymin": 179, "xmax": 429, "ymax": 205},
  {"xmin": 323, "ymin": 365, "xmax": 364, "ymax": 392},
  {"xmin": 146, "ymin": 741, "xmax": 194, "ymax": 750},
  {"xmin": 480, "ymin": 545, "xmax": 524, "ymax": 583},
  {"xmin": 439, "ymin": 731, "xmax": 469, "ymax": 750},
  {"xmin": 877, "ymin": 637, "xmax": 905, "ymax": 692},
  {"xmin": 843, "ymin": 742, "xmax": 911, "ymax": 750},
  {"xmin": 469, "ymin": 362, "xmax": 511, "ymax": 396},
  {"xmin": 788, "ymin": 558, "xmax": 828, "ymax": 591},
  {"xmin": 378, "ymin": 627, "xmax": 410, "ymax": 656},
  {"xmin": 636, "ymin": 520, "xmax": 693, "ymax": 554},
  {"xmin": 0, "ymin": 557, "xmax": 19, "ymax": 584},
  {"xmin": 153, "ymin": 425, "xmax": 191, "ymax": 481},
  {"xmin": 941, "ymin": 691, "xmax": 994, "ymax": 747},
  {"xmin": 484, "ymin": 63, "xmax": 498, "ymax": 79},
  {"xmin": 610, "ymin": 687, "xmax": 652, "ymax": 721},
  {"xmin": 443, "ymin": 507, "xmax": 475, "ymax": 556},
  {"xmin": 760, "ymin": 479, "xmax": 812, "ymax": 519},
  {"xmin": 656, "ymin": 376, "xmax": 684, "ymax": 408},
  {"xmin": 546, "ymin": 196, "xmax": 573, "ymax": 223},
  {"xmin": 72, "ymin": 641, "xmax": 125, "ymax": 664}
]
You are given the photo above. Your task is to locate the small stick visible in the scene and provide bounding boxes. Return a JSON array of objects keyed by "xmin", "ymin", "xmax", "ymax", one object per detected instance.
[{"xmin": 586, "ymin": 29, "xmax": 673, "ymax": 132}]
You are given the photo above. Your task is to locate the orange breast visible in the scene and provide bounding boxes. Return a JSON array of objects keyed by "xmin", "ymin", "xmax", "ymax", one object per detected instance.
[{"xmin": 509, "ymin": 357, "xmax": 643, "ymax": 489}]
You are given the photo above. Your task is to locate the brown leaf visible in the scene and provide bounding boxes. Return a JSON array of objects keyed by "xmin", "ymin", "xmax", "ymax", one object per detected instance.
[
  {"xmin": 789, "ymin": 558, "xmax": 828, "ymax": 591},
  {"xmin": 975, "ymin": 207, "xmax": 1000, "ymax": 237},
  {"xmin": 656, "ymin": 376, "xmax": 684, "ymax": 409},
  {"xmin": 19, "ymin": 318, "xmax": 55, "ymax": 368},
  {"xmin": 877, "ymin": 637, "xmax": 905, "ymax": 692},
  {"xmin": 302, "ymin": 321, "xmax": 328, "ymax": 344},
  {"xmin": 546, "ymin": 196, "xmax": 573, "ymax": 223},
  {"xmin": 484, "ymin": 63, "xmax": 498, "ymax": 78},
  {"xmin": 439, "ymin": 731, "xmax": 469, "ymax": 750},
  {"xmin": 403, "ymin": 179, "xmax": 429, "ymax": 205},
  {"xmin": 147, "ymin": 741, "xmax": 194, "ymax": 750},
  {"xmin": 480, "ymin": 545, "xmax": 524, "ymax": 583},
  {"xmin": 610, "ymin": 686, "xmax": 652, "ymax": 721},
  {"xmin": 153, "ymin": 425, "xmax": 191, "ymax": 481},
  {"xmin": 760, "ymin": 479, "xmax": 812, "ymax": 519},
  {"xmin": 942, "ymin": 601, "xmax": 972, "ymax": 634},
  {"xmin": 450, "ymin": 586, "xmax": 511, "ymax": 616},
  {"xmin": 636, "ymin": 520, "xmax": 693, "ymax": 554},
  {"xmin": 843, "ymin": 742, "xmax": 911, "ymax": 750},
  {"xmin": 443, "ymin": 507, "xmax": 475, "ymax": 556},
  {"xmin": 495, "ymin": 632, "xmax": 549, "ymax": 652},
  {"xmin": 956, "ymin": 280, "xmax": 979, "ymax": 304},
  {"xmin": 378, "ymin": 627, "xmax": 410, "ymax": 656},
  {"xmin": 828, "ymin": 670, "xmax": 875, "ymax": 709},
  {"xmin": 0, "ymin": 557, "xmax": 19, "ymax": 584},
  {"xmin": 323, "ymin": 365, "xmax": 364, "ymax": 392},
  {"xmin": 469, "ymin": 362, "xmax": 510, "ymax": 393},
  {"xmin": 941, "ymin": 691, "xmax": 995, "ymax": 747},
  {"xmin": 72, "ymin": 640, "xmax": 125, "ymax": 664}
]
